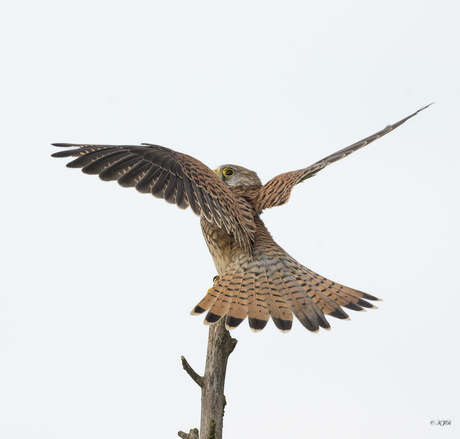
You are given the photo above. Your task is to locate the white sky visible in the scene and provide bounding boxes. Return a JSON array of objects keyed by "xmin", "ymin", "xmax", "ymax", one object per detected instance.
[{"xmin": 1, "ymin": 1, "xmax": 459, "ymax": 438}]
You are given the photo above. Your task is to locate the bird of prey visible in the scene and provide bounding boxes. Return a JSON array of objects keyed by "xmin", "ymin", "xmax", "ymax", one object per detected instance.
[{"xmin": 52, "ymin": 105, "xmax": 429, "ymax": 333}]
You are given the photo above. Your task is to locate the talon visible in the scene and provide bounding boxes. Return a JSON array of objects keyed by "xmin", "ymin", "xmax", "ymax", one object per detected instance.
[{"xmin": 207, "ymin": 275, "xmax": 220, "ymax": 293}]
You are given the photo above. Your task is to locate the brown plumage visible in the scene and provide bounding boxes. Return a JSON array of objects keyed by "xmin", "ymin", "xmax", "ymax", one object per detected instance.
[{"xmin": 52, "ymin": 104, "xmax": 430, "ymax": 333}]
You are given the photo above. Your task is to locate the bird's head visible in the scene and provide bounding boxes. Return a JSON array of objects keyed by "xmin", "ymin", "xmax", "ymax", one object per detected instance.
[{"xmin": 213, "ymin": 165, "xmax": 262, "ymax": 189}]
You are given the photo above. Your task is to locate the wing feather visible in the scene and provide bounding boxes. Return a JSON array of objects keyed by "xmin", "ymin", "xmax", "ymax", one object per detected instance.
[
  {"xmin": 117, "ymin": 161, "xmax": 151, "ymax": 188},
  {"xmin": 135, "ymin": 166, "xmax": 162, "ymax": 194},
  {"xmin": 252, "ymin": 104, "xmax": 432, "ymax": 210},
  {"xmin": 99, "ymin": 155, "xmax": 140, "ymax": 181},
  {"xmin": 52, "ymin": 143, "xmax": 256, "ymax": 251},
  {"xmin": 81, "ymin": 150, "xmax": 131, "ymax": 175},
  {"xmin": 151, "ymin": 169, "xmax": 171, "ymax": 198}
]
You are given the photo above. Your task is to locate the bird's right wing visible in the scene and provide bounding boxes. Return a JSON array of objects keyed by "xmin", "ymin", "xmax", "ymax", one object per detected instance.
[
  {"xmin": 52, "ymin": 143, "xmax": 256, "ymax": 251},
  {"xmin": 251, "ymin": 104, "xmax": 432, "ymax": 211}
]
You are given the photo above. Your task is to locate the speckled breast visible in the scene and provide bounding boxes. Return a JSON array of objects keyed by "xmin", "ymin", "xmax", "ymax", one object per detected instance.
[{"xmin": 200, "ymin": 217, "xmax": 243, "ymax": 276}]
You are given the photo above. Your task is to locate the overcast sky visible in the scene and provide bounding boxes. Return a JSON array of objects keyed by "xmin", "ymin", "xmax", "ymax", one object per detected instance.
[{"xmin": 1, "ymin": 1, "xmax": 459, "ymax": 438}]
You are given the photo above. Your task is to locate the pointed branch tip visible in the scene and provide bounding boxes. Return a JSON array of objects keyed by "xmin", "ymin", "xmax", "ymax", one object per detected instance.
[{"xmin": 181, "ymin": 355, "xmax": 204, "ymax": 388}]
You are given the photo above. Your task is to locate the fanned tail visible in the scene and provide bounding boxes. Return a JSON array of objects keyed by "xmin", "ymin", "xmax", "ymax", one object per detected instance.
[
  {"xmin": 191, "ymin": 257, "xmax": 280, "ymax": 332},
  {"xmin": 192, "ymin": 260, "xmax": 379, "ymax": 333},
  {"xmin": 192, "ymin": 218, "xmax": 379, "ymax": 333}
]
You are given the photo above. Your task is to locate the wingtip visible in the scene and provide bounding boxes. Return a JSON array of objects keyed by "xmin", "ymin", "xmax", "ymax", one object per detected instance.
[
  {"xmin": 52, "ymin": 143, "xmax": 81, "ymax": 147},
  {"xmin": 411, "ymin": 103, "xmax": 434, "ymax": 117},
  {"xmin": 420, "ymin": 102, "xmax": 435, "ymax": 111}
]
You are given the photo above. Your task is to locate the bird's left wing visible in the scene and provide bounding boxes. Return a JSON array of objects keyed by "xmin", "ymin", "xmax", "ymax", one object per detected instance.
[
  {"xmin": 52, "ymin": 143, "xmax": 256, "ymax": 251},
  {"xmin": 251, "ymin": 104, "xmax": 431, "ymax": 211}
]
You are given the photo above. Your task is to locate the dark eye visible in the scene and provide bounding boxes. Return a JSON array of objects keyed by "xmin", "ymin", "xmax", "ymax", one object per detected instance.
[{"xmin": 223, "ymin": 168, "xmax": 234, "ymax": 177}]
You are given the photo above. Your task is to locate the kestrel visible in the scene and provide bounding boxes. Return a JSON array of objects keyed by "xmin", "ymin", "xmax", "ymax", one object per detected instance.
[{"xmin": 52, "ymin": 105, "xmax": 429, "ymax": 333}]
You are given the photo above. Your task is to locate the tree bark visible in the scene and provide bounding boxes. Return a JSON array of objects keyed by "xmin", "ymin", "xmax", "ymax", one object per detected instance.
[
  {"xmin": 179, "ymin": 318, "xmax": 237, "ymax": 439},
  {"xmin": 200, "ymin": 318, "xmax": 237, "ymax": 439}
]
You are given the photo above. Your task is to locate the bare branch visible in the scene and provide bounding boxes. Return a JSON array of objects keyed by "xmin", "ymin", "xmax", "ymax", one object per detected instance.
[
  {"xmin": 178, "ymin": 428, "xmax": 199, "ymax": 439},
  {"xmin": 181, "ymin": 356, "xmax": 204, "ymax": 388},
  {"xmin": 200, "ymin": 318, "xmax": 237, "ymax": 439},
  {"xmin": 179, "ymin": 319, "xmax": 238, "ymax": 439}
]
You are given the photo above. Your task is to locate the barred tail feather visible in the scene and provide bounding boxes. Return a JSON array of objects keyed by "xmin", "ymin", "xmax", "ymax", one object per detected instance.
[
  {"xmin": 257, "ymin": 268, "xmax": 293, "ymax": 332},
  {"xmin": 247, "ymin": 266, "xmax": 269, "ymax": 332},
  {"xmin": 273, "ymin": 271, "xmax": 320, "ymax": 332},
  {"xmin": 225, "ymin": 280, "xmax": 249, "ymax": 330},
  {"xmin": 301, "ymin": 266, "xmax": 380, "ymax": 313},
  {"xmin": 192, "ymin": 246, "xmax": 379, "ymax": 333},
  {"xmin": 190, "ymin": 265, "xmax": 238, "ymax": 317}
]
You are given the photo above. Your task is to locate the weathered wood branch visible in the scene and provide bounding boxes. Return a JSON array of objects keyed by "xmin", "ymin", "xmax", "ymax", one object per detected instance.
[
  {"xmin": 179, "ymin": 318, "xmax": 237, "ymax": 439},
  {"xmin": 178, "ymin": 428, "xmax": 199, "ymax": 439},
  {"xmin": 200, "ymin": 318, "xmax": 237, "ymax": 439},
  {"xmin": 181, "ymin": 356, "xmax": 204, "ymax": 388}
]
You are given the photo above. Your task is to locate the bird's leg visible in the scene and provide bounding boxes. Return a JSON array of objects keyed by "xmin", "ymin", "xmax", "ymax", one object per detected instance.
[
  {"xmin": 207, "ymin": 275, "xmax": 220, "ymax": 293},
  {"xmin": 213, "ymin": 276, "xmax": 220, "ymax": 283}
]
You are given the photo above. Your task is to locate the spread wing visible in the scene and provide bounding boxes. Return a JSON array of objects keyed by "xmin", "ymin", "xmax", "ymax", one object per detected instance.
[
  {"xmin": 52, "ymin": 143, "xmax": 256, "ymax": 251},
  {"xmin": 251, "ymin": 104, "xmax": 432, "ymax": 211}
]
